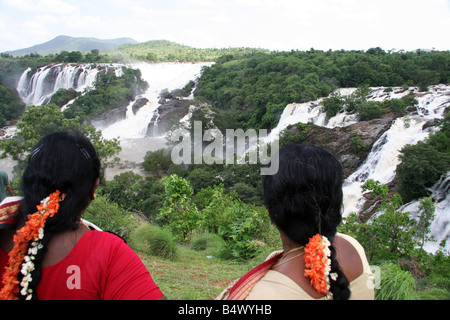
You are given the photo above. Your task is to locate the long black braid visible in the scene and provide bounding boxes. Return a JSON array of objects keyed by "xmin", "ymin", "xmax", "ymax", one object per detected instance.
[
  {"xmin": 15, "ymin": 132, "xmax": 100, "ymax": 300},
  {"xmin": 263, "ymin": 144, "xmax": 351, "ymax": 300}
]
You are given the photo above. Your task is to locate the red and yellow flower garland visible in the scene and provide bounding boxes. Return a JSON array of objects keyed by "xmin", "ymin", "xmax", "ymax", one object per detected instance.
[{"xmin": 0, "ymin": 190, "xmax": 65, "ymax": 300}]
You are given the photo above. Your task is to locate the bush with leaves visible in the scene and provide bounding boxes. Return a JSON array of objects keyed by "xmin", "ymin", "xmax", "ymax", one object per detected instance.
[
  {"xmin": 142, "ymin": 148, "xmax": 172, "ymax": 176},
  {"xmin": 83, "ymin": 194, "xmax": 139, "ymax": 242},
  {"xmin": 217, "ymin": 200, "xmax": 271, "ymax": 260},
  {"xmin": 396, "ymin": 114, "xmax": 450, "ymax": 202},
  {"xmin": 130, "ymin": 223, "xmax": 178, "ymax": 260},
  {"xmin": 157, "ymin": 174, "xmax": 200, "ymax": 242},
  {"xmin": 0, "ymin": 80, "xmax": 25, "ymax": 126},
  {"xmin": 194, "ymin": 184, "xmax": 235, "ymax": 233},
  {"xmin": 190, "ymin": 232, "xmax": 224, "ymax": 257},
  {"xmin": 0, "ymin": 104, "xmax": 121, "ymax": 180},
  {"xmin": 339, "ymin": 180, "xmax": 450, "ymax": 299},
  {"xmin": 344, "ymin": 179, "xmax": 421, "ymax": 263}
]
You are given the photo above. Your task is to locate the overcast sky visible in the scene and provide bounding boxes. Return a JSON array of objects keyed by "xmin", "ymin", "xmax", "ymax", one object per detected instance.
[{"xmin": 1, "ymin": 0, "xmax": 449, "ymax": 52}]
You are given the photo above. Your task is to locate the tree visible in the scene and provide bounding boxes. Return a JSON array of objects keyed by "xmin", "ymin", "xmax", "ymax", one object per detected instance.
[
  {"xmin": 416, "ymin": 198, "xmax": 436, "ymax": 252},
  {"xmin": 0, "ymin": 104, "xmax": 121, "ymax": 180},
  {"xmin": 142, "ymin": 148, "xmax": 172, "ymax": 177},
  {"xmin": 347, "ymin": 180, "xmax": 439, "ymax": 265},
  {"xmin": 67, "ymin": 51, "xmax": 83, "ymax": 62},
  {"xmin": 157, "ymin": 174, "xmax": 200, "ymax": 242},
  {"xmin": 322, "ymin": 92, "xmax": 345, "ymax": 118},
  {"xmin": 397, "ymin": 142, "xmax": 450, "ymax": 202},
  {"xmin": 194, "ymin": 184, "xmax": 236, "ymax": 233},
  {"xmin": 0, "ymin": 80, "xmax": 25, "ymax": 126}
]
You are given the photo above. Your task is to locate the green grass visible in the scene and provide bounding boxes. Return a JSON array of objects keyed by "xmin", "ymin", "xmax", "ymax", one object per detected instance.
[
  {"xmin": 137, "ymin": 245, "xmax": 449, "ymax": 300},
  {"xmin": 139, "ymin": 245, "xmax": 258, "ymax": 300}
]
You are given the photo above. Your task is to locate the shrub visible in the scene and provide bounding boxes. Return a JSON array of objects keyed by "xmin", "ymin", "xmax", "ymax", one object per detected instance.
[
  {"xmin": 130, "ymin": 223, "xmax": 178, "ymax": 260},
  {"xmin": 355, "ymin": 101, "xmax": 383, "ymax": 121},
  {"xmin": 397, "ymin": 142, "xmax": 450, "ymax": 202},
  {"xmin": 322, "ymin": 92, "xmax": 345, "ymax": 118},
  {"xmin": 83, "ymin": 194, "xmax": 138, "ymax": 241},
  {"xmin": 350, "ymin": 133, "xmax": 369, "ymax": 155},
  {"xmin": 194, "ymin": 184, "xmax": 235, "ymax": 233},
  {"xmin": 157, "ymin": 174, "xmax": 200, "ymax": 242},
  {"xmin": 190, "ymin": 232, "xmax": 224, "ymax": 257},
  {"xmin": 217, "ymin": 200, "xmax": 271, "ymax": 260}
]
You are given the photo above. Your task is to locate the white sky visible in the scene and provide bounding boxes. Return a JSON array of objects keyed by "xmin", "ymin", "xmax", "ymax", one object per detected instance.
[{"xmin": 1, "ymin": 0, "xmax": 449, "ymax": 52}]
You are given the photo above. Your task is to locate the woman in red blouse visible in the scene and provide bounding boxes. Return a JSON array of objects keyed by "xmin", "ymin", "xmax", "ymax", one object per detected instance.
[{"xmin": 0, "ymin": 132, "xmax": 164, "ymax": 300}]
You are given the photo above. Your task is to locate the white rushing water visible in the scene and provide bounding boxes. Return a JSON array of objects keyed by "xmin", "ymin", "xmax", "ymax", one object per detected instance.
[
  {"xmin": 13, "ymin": 62, "xmax": 212, "ymax": 179},
  {"xmin": 17, "ymin": 63, "xmax": 123, "ymax": 106},
  {"xmin": 98, "ymin": 62, "xmax": 212, "ymax": 140},
  {"xmin": 96, "ymin": 62, "xmax": 212, "ymax": 179},
  {"xmin": 401, "ymin": 173, "xmax": 450, "ymax": 253},
  {"xmin": 269, "ymin": 84, "xmax": 450, "ymax": 252}
]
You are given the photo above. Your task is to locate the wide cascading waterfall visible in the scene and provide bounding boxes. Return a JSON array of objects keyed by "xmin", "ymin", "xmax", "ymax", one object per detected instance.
[
  {"xmin": 12, "ymin": 61, "xmax": 212, "ymax": 179},
  {"xmin": 269, "ymin": 84, "xmax": 450, "ymax": 253},
  {"xmin": 343, "ymin": 85, "xmax": 449, "ymax": 216},
  {"xmin": 17, "ymin": 63, "xmax": 123, "ymax": 106},
  {"xmin": 95, "ymin": 62, "xmax": 213, "ymax": 179}
]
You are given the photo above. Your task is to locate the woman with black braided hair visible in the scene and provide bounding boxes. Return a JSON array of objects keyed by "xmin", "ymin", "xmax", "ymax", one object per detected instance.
[
  {"xmin": 0, "ymin": 132, "xmax": 164, "ymax": 300},
  {"xmin": 221, "ymin": 144, "xmax": 374, "ymax": 300}
]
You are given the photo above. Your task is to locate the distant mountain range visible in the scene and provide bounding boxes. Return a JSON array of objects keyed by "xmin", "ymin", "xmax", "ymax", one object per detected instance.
[{"xmin": 4, "ymin": 35, "xmax": 139, "ymax": 56}]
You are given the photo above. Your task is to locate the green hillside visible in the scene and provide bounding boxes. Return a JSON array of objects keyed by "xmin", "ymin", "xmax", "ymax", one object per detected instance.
[
  {"xmin": 4, "ymin": 35, "xmax": 138, "ymax": 56},
  {"xmin": 105, "ymin": 39, "xmax": 269, "ymax": 62}
]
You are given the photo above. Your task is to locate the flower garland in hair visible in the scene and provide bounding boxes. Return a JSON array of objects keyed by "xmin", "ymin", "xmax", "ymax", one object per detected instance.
[
  {"xmin": 0, "ymin": 190, "xmax": 65, "ymax": 300},
  {"xmin": 304, "ymin": 234, "xmax": 338, "ymax": 300}
]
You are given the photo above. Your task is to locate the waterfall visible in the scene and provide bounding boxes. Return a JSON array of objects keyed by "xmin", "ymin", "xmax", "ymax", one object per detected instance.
[
  {"xmin": 269, "ymin": 85, "xmax": 450, "ymax": 253},
  {"xmin": 267, "ymin": 87, "xmax": 359, "ymax": 141},
  {"xmin": 16, "ymin": 63, "xmax": 127, "ymax": 106},
  {"xmin": 11, "ymin": 61, "xmax": 450, "ymax": 251},
  {"xmin": 401, "ymin": 173, "xmax": 450, "ymax": 253},
  {"xmin": 99, "ymin": 62, "xmax": 212, "ymax": 140},
  {"xmin": 13, "ymin": 61, "xmax": 212, "ymax": 179},
  {"xmin": 16, "ymin": 62, "xmax": 211, "ymax": 139}
]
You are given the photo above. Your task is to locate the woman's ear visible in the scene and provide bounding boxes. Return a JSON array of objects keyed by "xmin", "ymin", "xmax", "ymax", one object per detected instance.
[{"xmin": 90, "ymin": 178, "xmax": 100, "ymax": 200}]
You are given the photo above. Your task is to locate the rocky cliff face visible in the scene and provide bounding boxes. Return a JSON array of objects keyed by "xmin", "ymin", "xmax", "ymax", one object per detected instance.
[
  {"xmin": 91, "ymin": 97, "xmax": 149, "ymax": 129},
  {"xmin": 284, "ymin": 114, "xmax": 397, "ymax": 178},
  {"xmin": 146, "ymin": 98, "xmax": 191, "ymax": 137}
]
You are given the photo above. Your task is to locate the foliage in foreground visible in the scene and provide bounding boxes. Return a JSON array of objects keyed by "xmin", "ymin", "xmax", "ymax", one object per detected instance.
[
  {"xmin": 130, "ymin": 223, "xmax": 178, "ymax": 260},
  {"xmin": 340, "ymin": 179, "xmax": 449, "ymax": 300}
]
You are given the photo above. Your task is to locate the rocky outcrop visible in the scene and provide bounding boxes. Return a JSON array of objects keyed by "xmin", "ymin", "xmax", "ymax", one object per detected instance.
[
  {"xmin": 91, "ymin": 106, "xmax": 128, "ymax": 128},
  {"xmin": 132, "ymin": 97, "xmax": 149, "ymax": 115},
  {"xmin": 146, "ymin": 98, "xmax": 190, "ymax": 137},
  {"xmin": 91, "ymin": 98, "xmax": 148, "ymax": 128},
  {"xmin": 282, "ymin": 113, "xmax": 396, "ymax": 178}
]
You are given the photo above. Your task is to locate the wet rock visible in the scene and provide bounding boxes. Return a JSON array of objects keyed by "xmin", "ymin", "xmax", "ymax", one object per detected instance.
[
  {"xmin": 131, "ymin": 97, "xmax": 149, "ymax": 115},
  {"xmin": 146, "ymin": 99, "xmax": 190, "ymax": 137}
]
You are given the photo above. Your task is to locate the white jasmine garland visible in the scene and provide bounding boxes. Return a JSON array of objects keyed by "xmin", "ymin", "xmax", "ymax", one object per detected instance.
[{"xmin": 19, "ymin": 227, "xmax": 45, "ymax": 299}]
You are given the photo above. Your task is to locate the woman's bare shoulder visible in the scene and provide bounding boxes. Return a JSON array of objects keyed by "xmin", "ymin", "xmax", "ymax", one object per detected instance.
[{"xmin": 334, "ymin": 233, "xmax": 364, "ymax": 282}]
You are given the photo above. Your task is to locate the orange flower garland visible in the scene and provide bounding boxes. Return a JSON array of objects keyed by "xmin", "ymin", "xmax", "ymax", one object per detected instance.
[
  {"xmin": 304, "ymin": 234, "xmax": 337, "ymax": 299},
  {"xmin": 0, "ymin": 190, "xmax": 65, "ymax": 300}
]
